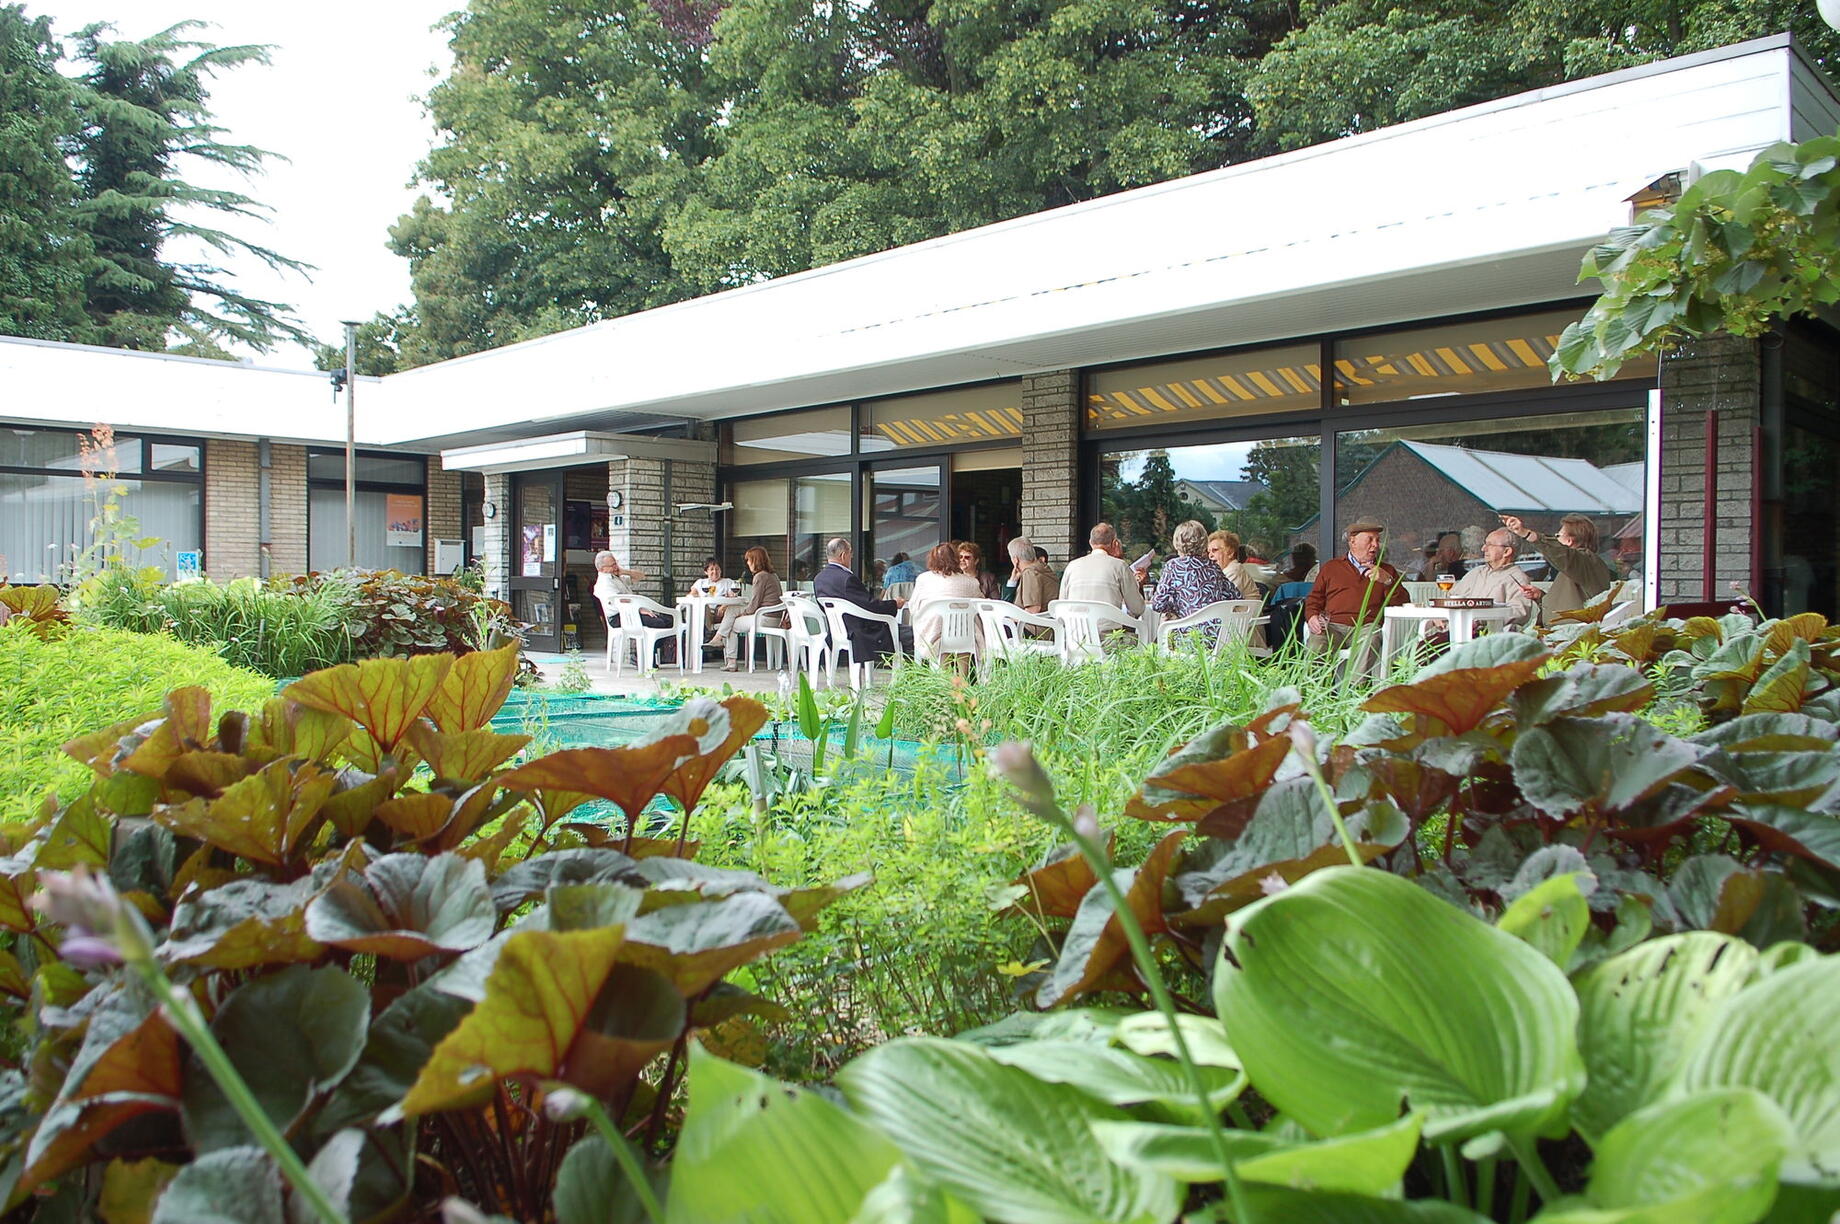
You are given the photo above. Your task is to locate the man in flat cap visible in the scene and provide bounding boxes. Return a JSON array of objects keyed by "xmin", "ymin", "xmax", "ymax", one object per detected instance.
[{"xmin": 1302, "ymin": 518, "xmax": 1409, "ymax": 679}]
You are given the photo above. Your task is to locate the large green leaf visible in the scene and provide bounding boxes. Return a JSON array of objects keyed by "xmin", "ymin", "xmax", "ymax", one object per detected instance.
[
  {"xmin": 1677, "ymin": 955, "xmax": 1840, "ymax": 1182},
  {"xmin": 400, "ymin": 928, "xmax": 680, "ymax": 1115},
  {"xmin": 304, "ymin": 852, "xmax": 497, "ymax": 961},
  {"xmin": 553, "ymin": 1132, "xmax": 663, "ymax": 1224},
  {"xmin": 838, "ymin": 1037, "xmax": 1179, "ymax": 1224},
  {"xmin": 316, "ymin": 982, "xmax": 472, "ymax": 1136},
  {"xmin": 1092, "ymin": 1114, "xmax": 1421, "ymax": 1195},
  {"xmin": 161, "ymin": 876, "xmax": 326, "ymax": 970},
  {"xmin": 1089, "ymin": 1120, "xmax": 1285, "ymax": 1181},
  {"xmin": 849, "ymin": 1165, "xmax": 980, "ymax": 1224},
  {"xmin": 285, "ymin": 654, "xmax": 455, "ymax": 751},
  {"xmin": 182, "ymin": 965, "xmax": 370, "ymax": 1154},
  {"xmin": 1511, "ymin": 716, "xmax": 1702, "ymax": 820},
  {"xmin": 619, "ymin": 891, "xmax": 804, "ymax": 996},
  {"xmin": 667, "ymin": 1045, "xmax": 901, "ymax": 1224},
  {"xmin": 1497, "ymin": 872, "xmax": 1593, "ymax": 968},
  {"xmin": 149, "ymin": 1147, "xmax": 282, "ymax": 1224},
  {"xmin": 1570, "ymin": 932, "xmax": 1758, "ymax": 1141},
  {"xmin": 981, "ymin": 1040, "xmax": 1242, "ymax": 1117},
  {"xmin": 1223, "ymin": 1187, "xmax": 1493, "ymax": 1223},
  {"xmin": 1533, "ymin": 1089, "xmax": 1792, "ymax": 1224},
  {"xmin": 1113, "ymin": 1012, "xmax": 1239, "ymax": 1069},
  {"xmin": 1214, "ymin": 866, "xmax": 1583, "ymax": 1143}
]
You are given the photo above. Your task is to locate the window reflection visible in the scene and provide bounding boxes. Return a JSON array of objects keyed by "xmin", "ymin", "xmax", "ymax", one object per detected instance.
[
  {"xmin": 1333, "ymin": 310, "xmax": 1657, "ymax": 405},
  {"xmin": 861, "ymin": 384, "xmax": 1022, "ymax": 452},
  {"xmin": 1331, "ymin": 409, "xmax": 1645, "ymax": 593},
  {"xmin": 723, "ymin": 407, "xmax": 853, "ymax": 465},
  {"xmin": 1099, "ymin": 434, "xmax": 1321, "ymax": 571},
  {"xmin": 1088, "ymin": 345, "xmax": 1319, "ymax": 431}
]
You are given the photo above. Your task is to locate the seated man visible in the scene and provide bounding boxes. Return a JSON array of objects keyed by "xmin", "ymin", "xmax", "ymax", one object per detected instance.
[
  {"xmin": 813, "ymin": 536, "xmax": 911, "ymax": 661},
  {"xmin": 1303, "ymin": 518, "xmax": 1408, "ymax": 678},
  {"xmin": 1422, "ymin": 528, "xmax": 1538, "ymax": 644},
  {"xmin": 1008, "ymin": 535, "xmax": 1059, "ymax": 614},
  {"xmin": 1060, "ymin": 522, "xmax": 1146, "ymax": 616}
]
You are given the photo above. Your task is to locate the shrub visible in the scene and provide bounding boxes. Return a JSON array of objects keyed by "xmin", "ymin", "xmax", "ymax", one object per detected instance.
[
  {"xmin": 292, "ymin": 568, "xmax": 517, "ymax": 659},
  {"xmin": 0, "ymin": 650, "xmax": 846, "ymax": 1220},
  {"xmin": 79, "ymin": 569, "xmax": 352, "ymax": 676},
  {"xmin": 0, "ymin": 624, "xmax": 273, "ymax": 821}
]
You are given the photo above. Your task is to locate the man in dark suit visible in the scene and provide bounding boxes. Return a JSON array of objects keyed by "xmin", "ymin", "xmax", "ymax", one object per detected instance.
[{"xmin": 813, "ymin": 537, "xmax": 910, "ymax": 661}]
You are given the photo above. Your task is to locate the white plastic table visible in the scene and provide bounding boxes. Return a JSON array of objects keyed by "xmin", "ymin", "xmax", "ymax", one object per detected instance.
[
  {"xmin": 676, "ymin": 595, "xmax": 745, "ymax": 674},
  {"xmin": 1381, "ymin": 603, "xmax": 1522, "ymax": 670}
]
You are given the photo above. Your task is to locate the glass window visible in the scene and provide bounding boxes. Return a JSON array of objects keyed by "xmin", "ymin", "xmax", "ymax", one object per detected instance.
[
  {"xmin": 1100, "ymin": 434, "xmax": 1322, "ymax": 573},
  {"xmin": 0, "ymin": 427, "xmax": 144, "ymax": 474},
  {"xmin": 309, "ymin": 488, "xmax": 427, "ymax": 573},
  {"xmin": 1333, "ymin": 310, "xmax": 1658, "ymax": 405},
  {"xmin": 149, "ymin": 442, "xmax": 201, "ymax": 473},
  {"xmin": 1088, "ymin": 344, "xmax": 1320, "ymax": 432},
  {"xmin": 723, "ymin": 407, "xmax": 853, "ymax": 465},
  {"xmin": 793, "ymin": 473, "xmax": 852, "ymax": 583},
  {"xmin": 860, "ymin": 384, "xmax": 1023, "ymax": 452},
  {"xmin": 867, "ymin": 465, "xmax": 941, "ymax": 585},
  {"xmin": 1331, "ymin": 408, "xmax": 1646, "ymax": 590},
  {"xmin": 307, "ymin": 451, "xmax": 424, "ymax": 485},
  {"xmin": 726, "ymin": 477, "xmax": 791, "ymax": 578},
  {"xmin": 0, "ymin": 473, "xmax": 199, "ymax": 583}
]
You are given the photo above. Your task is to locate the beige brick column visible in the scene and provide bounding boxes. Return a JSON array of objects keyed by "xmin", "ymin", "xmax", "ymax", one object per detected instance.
[
  {"xmin": 425, "ymin": 461, "xmax": 462, "ymax": 574},
  {"xmin": 1021, "ymin": 370, "xmax": 1081, "ymax": 563},
  {"xmin": 482, "ymin": 473, "xmax": 512, "ymax": 602},
  {"xmin": 204, "ymin": 440, "xmax": 259, "ymax": 579},
  {"xmin": 268, "ymin": 444, "xmax": 308, "ymax": 576},
  {"xmin": 1658, "ymin": 335, "xmax": 1760, "ymax": 603}
]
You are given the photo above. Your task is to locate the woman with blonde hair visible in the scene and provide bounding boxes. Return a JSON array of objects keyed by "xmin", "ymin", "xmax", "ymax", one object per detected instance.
[
  {"xmin": 712, "ymin": 546, "xmax": 786, "ymax": 670},
  {"xmin": 1207, "ymin": 528, "xmax": 1262, "ymax": 599},
  {"xmin": 1499, "ymin": 513, "xmax": 1613, "ymax": 621}
]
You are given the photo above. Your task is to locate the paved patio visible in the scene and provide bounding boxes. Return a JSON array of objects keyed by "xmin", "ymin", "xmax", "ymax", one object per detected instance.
[{"xmin": 523, "ymin": 649, "xmax": 891, "ymax": 699}]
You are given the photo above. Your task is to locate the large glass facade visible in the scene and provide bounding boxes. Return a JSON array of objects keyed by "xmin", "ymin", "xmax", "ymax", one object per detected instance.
[
  {"xmin": 0, "ymin": 426, "xmax": 203, "ymax": 583},
  {"xmin": 867, "ymin": 464, "xmax": 943, "ymax": 579},
  {"xmin": 1331, "ymin": 408, "xmax": 1646, "ymax": 585},
  {"xmin": 1333, "ymin": 310, "xmax": 1657, "ymax": 405},
  {"xmin": 861, "ymin": 384, "xmax": 1023, "ymax": 453},
  {"xmin": 1089, "ymin": 344, "xmax": 1320, "ymax": 431}
]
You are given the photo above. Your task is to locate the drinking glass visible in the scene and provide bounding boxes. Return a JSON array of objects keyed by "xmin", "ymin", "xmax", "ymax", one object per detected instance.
[{"xmin": 1436, "ymin": 573, "xmax": 1456, "ymax": 593}]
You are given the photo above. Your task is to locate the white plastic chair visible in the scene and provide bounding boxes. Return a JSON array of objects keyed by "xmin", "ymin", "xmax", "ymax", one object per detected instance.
[
  {"xmin": 1049, "ymin": 599, "xmax": 1145, "ymax": 665},
  {"xmin": 1405, "ymin": 581, "xmax": 1443, "ymax": 605},
  {"xmin": 1156, "ymin": 598, "xmax": 1270, "ymax": 655},
  {"xmin": 972, "ymin": 600, "xmax": 1061, "ymax": 672},
  {"xmin": 741, "ymin": 603, "xmax": 789, "ymax": 672},
  {"xmin": 884, "ymin": 581, "xmax": 915, "ymax": 601},
  {"xmin": 605, "ymin": 594, "xmax": 686, "ymax": 677},
  {"xmin": 911, "ymin": 598, "xmax": 979, "ymax": 667},
  {"xmin": 781, "ymin": 595, "xmax": 830, "ymax": 689},
  {"xmin": 1600, "ymin": 600, "xmax": 1639, "ymax": 628},
  {"xmin": 817, "ymin": 596, "xmax": 906, "ymax": 690}
]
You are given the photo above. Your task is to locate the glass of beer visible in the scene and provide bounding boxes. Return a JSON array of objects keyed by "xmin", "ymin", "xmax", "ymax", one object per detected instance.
[{"xmin": 1436, "ymin": 573, "xmax": 1456, "ymax": 593}]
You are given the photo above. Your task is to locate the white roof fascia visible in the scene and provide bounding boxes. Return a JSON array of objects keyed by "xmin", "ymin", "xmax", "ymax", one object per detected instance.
[{"xmin": 439, "ymin": 430, "xmax": 715, "ymax": 473}]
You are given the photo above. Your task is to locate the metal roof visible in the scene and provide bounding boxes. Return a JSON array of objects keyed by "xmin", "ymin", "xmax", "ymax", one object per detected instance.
[{"xmin": 1401, "ymin": 441, "xmax": 1643, "ymax": 514}]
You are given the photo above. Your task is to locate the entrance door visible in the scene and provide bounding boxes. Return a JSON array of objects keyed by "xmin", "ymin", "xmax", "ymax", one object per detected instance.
[{"xmin": 509, "ymin": 469, "xmax": 566, "ymax": 653}]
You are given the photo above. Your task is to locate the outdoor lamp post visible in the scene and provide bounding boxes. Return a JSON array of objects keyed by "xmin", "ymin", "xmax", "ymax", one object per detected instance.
[{"xmin": 342, "ymin": 321, "xmax": 359, "ymax": 567}]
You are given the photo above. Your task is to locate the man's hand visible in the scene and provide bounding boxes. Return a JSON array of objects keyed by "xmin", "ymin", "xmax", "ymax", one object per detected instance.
[
  {"xmin": 1499, "ymin": 514, "xmax": 1534, "ymax": 542},
  {"xmin": 1306, "ymin": 613, "xmax": 1326, "ymax": 636},
  {"xmin": 1131, "ymin": 565, "xmax": 1148, "ymax": 585},
  {"xmin": 894, "ymin": 597, "xmax": 907, "ymax": 608}
]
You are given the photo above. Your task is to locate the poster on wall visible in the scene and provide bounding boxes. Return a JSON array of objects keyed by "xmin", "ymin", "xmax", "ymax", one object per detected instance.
[
  {"xmin": 522, "ymin": 525, "xmax": 543, "ymax": 576},
  {"xmin": 542, "ymin": 523, "xmax": 556, "ymax": 562},
  {"xmin": 385, "ymin": 494, "xmax": 424, "ymax": 548}
]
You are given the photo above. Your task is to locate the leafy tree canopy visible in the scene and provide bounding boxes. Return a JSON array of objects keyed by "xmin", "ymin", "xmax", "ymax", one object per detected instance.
[
  {"xmin": 0, "ymin": 7, "xmax": 309, "ymax": 354},
  {"xmin": 389, "ymin": 0, "xmax": 1840, "ymax": 366}
]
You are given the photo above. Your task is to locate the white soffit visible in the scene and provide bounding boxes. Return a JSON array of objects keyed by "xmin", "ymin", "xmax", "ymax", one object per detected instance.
[{"xmin": 440, "ymin": 430, "xmax": 716, "ymax": 474}]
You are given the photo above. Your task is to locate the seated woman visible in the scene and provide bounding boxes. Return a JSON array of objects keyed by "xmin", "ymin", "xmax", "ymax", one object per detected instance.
[
  {"xmin": 1155, "ymin": 520, "xmax": 1240, "ymax": 643},
  {"xmin": 956, "ymin": 540, "xmax": 1003, "ymax": 600},
  {"xmin": 711, "ymin": 547, "xmax": 786, "ymax": 671},
  {"xmin": 912, "ymin": 541, "xmax": 982, "ymax": 661},
  {"xmin": 687, "ymin": 556, "xmax": 740, "ymax": 599}
]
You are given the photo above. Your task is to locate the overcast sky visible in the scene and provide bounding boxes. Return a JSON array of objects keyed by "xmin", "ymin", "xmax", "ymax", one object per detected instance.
[{"xmin": 29, "ymin": 1, "xmax": 457, "ymax": 370}]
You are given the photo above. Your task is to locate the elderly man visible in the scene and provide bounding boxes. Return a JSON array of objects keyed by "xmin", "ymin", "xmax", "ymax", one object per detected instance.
[
  {"xmin": 1303, "ymin": 518, "xmax": 1408, "ymax": 675},
  {"xmin": 1060, "ymin": 522, "xmax": 1146, "ymax": 616},
  {"xmin": 1422, "ymin": 528, "xmax": 1539, "ymax": 645},
  {"xmin": 812, "ymin": 536, "xmax": 909, "ymax": 660},
  {"xmin": 1007, "ymin": 536, "xmax": 1059, "ymax": 613}
]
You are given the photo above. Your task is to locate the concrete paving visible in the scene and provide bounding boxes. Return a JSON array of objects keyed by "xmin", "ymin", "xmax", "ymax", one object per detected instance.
[{"xmin": 523, "ymin": 647, "xmax": 890, "ymax": 699}]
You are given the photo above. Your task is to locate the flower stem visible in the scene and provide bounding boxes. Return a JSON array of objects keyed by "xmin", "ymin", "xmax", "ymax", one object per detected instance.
[
  {"xmin": 579, "ymin": 1097, "xmax": 666, "ymax": 1224},
  {"xmin": 1507, "ymin": 1133, "xmax": 1561, "ymax": 1205},
  {"xmin": 133, "ymin": 961, "xmax": 349, "ymax": 1224}
]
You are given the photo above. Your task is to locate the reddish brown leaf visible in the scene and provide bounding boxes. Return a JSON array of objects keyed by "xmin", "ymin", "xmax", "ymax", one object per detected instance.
[
  {"xmin": 404, "ymin": 723, "xmax": 532, "ymax": 785},
  {"xmin": 61, "ymin": 716, "xmax": 152, "ymax": 779},
  {"xmin": 162, "ymin": 751, "xmax": 256, "ymax": 798},
  {"xmin": 498, "ymin": 739, "xmax": 701, "ymax": 824},
  {"xmin": 1168, "ymin": 840, "xmax": 1390, "ymax": 928},
  {"xmin": 1010, "ymin": 839, "xmax": 1109, "ymax": 920},
  {"xmin": 248, "ymin": 698, "xmax": 351, "ymax": 764},
  {"xmin": 1364, "ymin": 656, "xmax": 1548, "ymax": 735},
  {"xmin": 425, "ymin": 643, "xmax": 522, "ymax": 733},
  {"xmin": 0, "ymin": 869, "xmax": 35, "ymax": 933},
  {"xmin": 152, "ymin": 761, "xmax": 336, "ymax": 866},
  {"xmin": 1126, "ymin": 736, "xmax": 1291, "ymax": 825},
  {"xmin": 286, "ymin": 654, "xmax": 455, "ymax": 751},
  {"xmin": 657, "ymin": 697, "xmax": 770, "ymax": 813},
  {"xmin": 1035, "ymin": 830, "xmax": 1188, "ymax": 1008},
  {"xmin": 1362, "ymin": 758, "xmax": 1462, "ymax": 824}
]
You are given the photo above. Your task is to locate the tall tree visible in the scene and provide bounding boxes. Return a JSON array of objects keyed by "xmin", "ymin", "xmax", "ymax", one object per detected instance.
[
  {"xmin": 71, "ymin": 20, "xmax": 311, "ymax": 352},
  {"xmin": 0, "ymin": 4, "xmax": 92, "ymax": 342}
]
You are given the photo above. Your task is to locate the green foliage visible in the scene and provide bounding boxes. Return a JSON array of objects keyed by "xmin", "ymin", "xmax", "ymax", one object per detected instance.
[
  {"xmin": 78, "ymin": 570, "xmax": 352, "ymax": 677},
  {"xmin": 0, "ymin": 623, "xmax": 272, "ymax": 821},
  {"xmin": 1555, "ymin": 131, "xmax": 1840, "ymax": 379},
  {"xmin": 290, "ymin": 569, "xmax": 520, "ymax": 662},
  {"xmin": 0, "ymin": 652, "xmax": 843, "ymax": 1220},
  {"xmin": 0, "ymin": 4, "xmax": 92, "ymax": 343}
]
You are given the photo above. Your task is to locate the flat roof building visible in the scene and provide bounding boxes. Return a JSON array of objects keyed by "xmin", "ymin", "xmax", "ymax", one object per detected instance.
[{"xmin": 4, "ymin": 34, "xmax": 1836, "ymax": 647}]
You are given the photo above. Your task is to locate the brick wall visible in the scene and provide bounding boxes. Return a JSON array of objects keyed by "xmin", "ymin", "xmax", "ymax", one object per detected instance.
[
  {"xmin": 425, "ymin": 461, "xmax": 462, "ymax": 574},
  {"xmin": 1022, "ymin": 370, "xmax": 1080, "ymax": 563},
  {"xmin": 669, "ymin": 459, "xmax": 719, "ymax": 596},
  {"xmin": 482, "ymin": 472, "xmax": 511, "ymax": 602},
  {"xmin": 204, "ymin": 440, "xmax": 259, "ymax": 579},
  {"xmin": 269, "ymin": 444, "xmax": 308, "ymax": 576},
  {"xmin": 1658, "ymin": 334, "xmax": 1760, "ymax": 602}
]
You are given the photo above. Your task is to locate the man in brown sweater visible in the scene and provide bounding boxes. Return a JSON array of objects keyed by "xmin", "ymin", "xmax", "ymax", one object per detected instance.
[{"xmin": 1303, "ymin": 518, "xmax": 1409, "ymax": 678}]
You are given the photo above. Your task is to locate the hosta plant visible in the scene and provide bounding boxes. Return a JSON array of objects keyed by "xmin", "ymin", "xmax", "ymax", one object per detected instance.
[{"xmin": 0, "ymin": 646, "xmax": 857, "ymax": 1221}]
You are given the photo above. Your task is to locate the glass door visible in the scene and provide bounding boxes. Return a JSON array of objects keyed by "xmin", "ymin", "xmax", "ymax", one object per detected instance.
[
  {"xmin": 509, "ymin": 469, "xmax": 565, "ymax": 653},
  {"xmin": 867, "ymin": 462, "xmax": 943, "ymax": 593}
]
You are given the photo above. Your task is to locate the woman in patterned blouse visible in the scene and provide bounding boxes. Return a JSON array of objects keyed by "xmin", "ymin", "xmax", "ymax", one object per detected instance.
[{"xmin": 1152, "ymin": 520, "xmax": 1240, "ymax": 642}]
